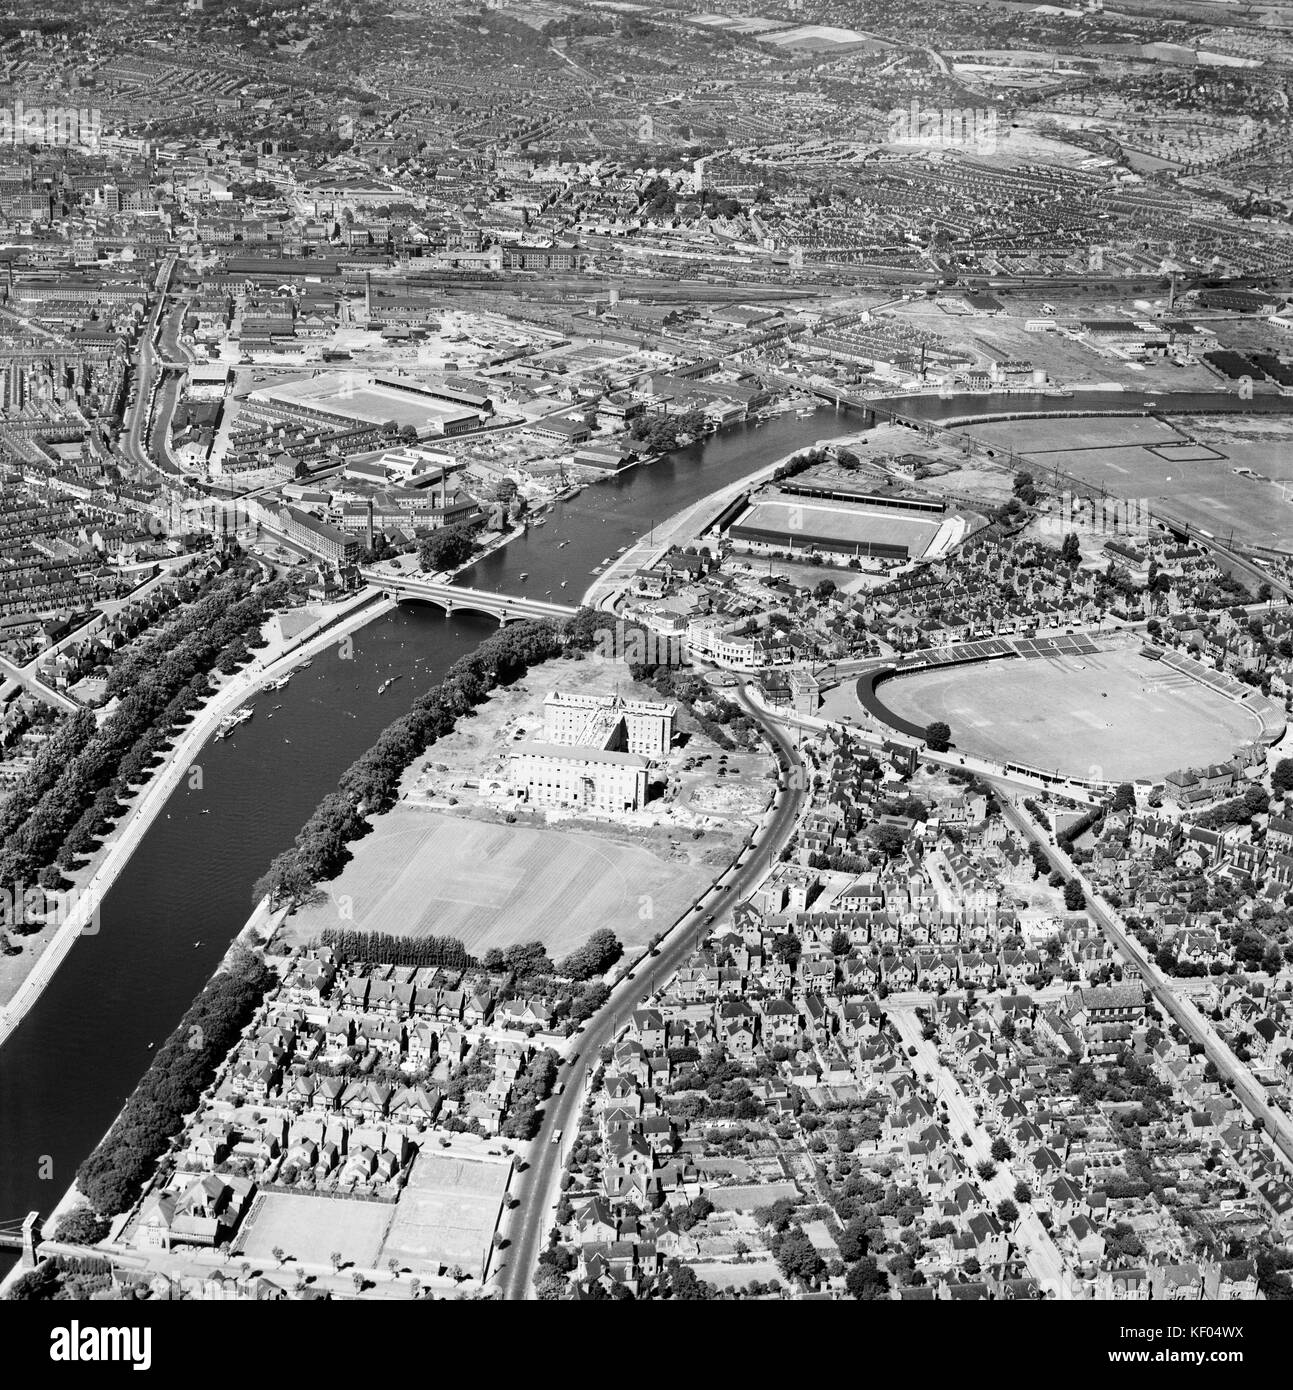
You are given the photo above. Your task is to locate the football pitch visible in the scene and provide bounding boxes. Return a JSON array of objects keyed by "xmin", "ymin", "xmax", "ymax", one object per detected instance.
[
  {"xmin": 966, "ymin": 415, "xmax": 1293, "ymax": 548},
  {"xmin": 879, "ymin": 645, "xmax": 1261, "ymax": 780},
  {"xmin": 288, "ymin": 808, "xmax": 709, "ymax": 958}
]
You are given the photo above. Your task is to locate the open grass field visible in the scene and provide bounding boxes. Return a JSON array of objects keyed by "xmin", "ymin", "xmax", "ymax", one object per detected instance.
[
  {"xmin": 966, "ymin": 414, "xmax": 1293, "ymax": 548},
  {"xmin": 879, "ymin": 644, "xmax": 1261, "ymax": 780},
  {"xmin": 737, "ymin": 497, "xmax": 946, "ymax": 557},
  {"xmin": 255, "ymin": 375, "xmax": 466, "ymax": 431},
  {"xmin": 967, "ymin": 415, "xmax": 1185, "ymax": 453},
  {"xmin": 378, "ymin": 1151, "xmax": 511, "ymax": 1280},
  {"xmin": 285, "ymin": 807, "xmax": 709, "ymax": 958},
  {"xmin": 1037, "ymin": 444, "xmax": 1286, "ymax": 549},
  {"xmin": 238, "ymin": 1192, "xmax": 392, "ymax": 1269},
  {"xmin": 1145, "ymin": 442, "xmax": 1226, "ymax": 462}
]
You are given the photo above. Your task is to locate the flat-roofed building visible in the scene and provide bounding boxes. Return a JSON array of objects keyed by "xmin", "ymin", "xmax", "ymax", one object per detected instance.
[
  {"xmin": 510, "ymin": 688, "xmax": 674, "ymax": 813},
  {"xmin": 542, "ymin": 690, "xmax": 675, "ymax": 756},
  {"xmin": 511, "ymin": 742, "xmax": 649, "ymax": 812}
]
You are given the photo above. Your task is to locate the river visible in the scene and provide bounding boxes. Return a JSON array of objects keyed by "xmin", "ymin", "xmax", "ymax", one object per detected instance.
[{"xmin": 0, "ymin": 406, "xmax": 844, "ymax": 1235}]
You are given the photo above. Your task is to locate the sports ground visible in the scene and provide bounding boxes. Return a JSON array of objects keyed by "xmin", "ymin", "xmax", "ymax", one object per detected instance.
[
  {"xmin": 965, "ymin": 413, "xmax": 1293, "ymax": 548},
  {"xmin": 238, "ymin": 1192, "xmax": 392, "ymax": 1269},
  {"xmin": 378, "ymin": 1150, "xmax": 511, "ymax": 1280},
  {"xmin": 286, "ymin": 807, "xmax": 708, "ymax": 958},
  {"xmin": 251, "ymin": 374, "xmax": 474, "ymax": 432},
  {"xmin": 735, "ymin": 497, "xmax": 947, "ymax": 558},
  {"xmin": 235, "ymin": 1150, "xmax": 510, "ymax": 1280},
  {"xmin": 879, "ymin": 644, "xmax": 1261, "ymax": 781}
]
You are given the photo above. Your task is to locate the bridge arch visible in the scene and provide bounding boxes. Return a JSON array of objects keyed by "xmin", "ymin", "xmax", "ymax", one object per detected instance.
[
  {"xmin": 389, "ymin": 593, "xmax": 526, "ymax": 625},
  {"xmin": 367, "ymin": 571, "xmax": 578, "ymax": 625}
]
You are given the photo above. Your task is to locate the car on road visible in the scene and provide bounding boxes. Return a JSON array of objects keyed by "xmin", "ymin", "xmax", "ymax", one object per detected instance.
[{"xmin": 551, "ymin": 1128, "xmax": 563, "ymax": 1145}]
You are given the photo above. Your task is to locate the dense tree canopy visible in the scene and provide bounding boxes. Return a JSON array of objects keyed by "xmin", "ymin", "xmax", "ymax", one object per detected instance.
[
  {"xmin": 418, "ymin": 521, "xmax": 480, "ymax": 573},
  {"xmin": 557, "ymin": 927, "xmax": 623, "ymax": 981},
  {"xmin": 77, "ymin": 945, "xmax": 275, "ymax": 1216},
  {"xmin": 925, "ymin": 721, "xmax": 951, "ymax": 752}
]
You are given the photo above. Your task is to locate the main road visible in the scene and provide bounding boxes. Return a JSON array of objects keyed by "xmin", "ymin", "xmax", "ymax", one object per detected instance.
[
  {"xmin": 121, "ymin": 254, "xmax": 182, "ymax": 478},
  {"xmin": 996, "ymin": 789, "xmax": 1293, "ymax": 1173},
  {"xmin": 495, "ymin": 682, "xmax": 810, "ymax": 1299}
]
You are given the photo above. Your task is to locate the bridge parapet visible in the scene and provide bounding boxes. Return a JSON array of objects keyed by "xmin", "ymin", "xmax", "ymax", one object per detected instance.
[
  {"xmin": 0, "ymin": 1211, "xmax": 42, "ymax": 1266},
  {"xmin": 362, "ymin": 571, "xmax": 578, "ymax": 625}
]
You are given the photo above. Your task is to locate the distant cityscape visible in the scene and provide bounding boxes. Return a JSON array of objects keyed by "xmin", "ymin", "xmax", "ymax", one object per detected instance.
[{"xmin": 0, "ymin": 0, "xmax": 1292, "ymax": 1337}]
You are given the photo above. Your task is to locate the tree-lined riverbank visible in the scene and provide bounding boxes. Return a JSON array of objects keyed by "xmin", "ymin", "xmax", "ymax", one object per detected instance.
[{"xmin": 0, "ymin": 406, "xmax": 843, "ymax": 1250}]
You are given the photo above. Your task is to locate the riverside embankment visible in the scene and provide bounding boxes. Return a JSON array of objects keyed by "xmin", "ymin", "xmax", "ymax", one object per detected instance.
[{"xmin": 0, "ymin": 405, "xmax": 844, "ymax": 1246}]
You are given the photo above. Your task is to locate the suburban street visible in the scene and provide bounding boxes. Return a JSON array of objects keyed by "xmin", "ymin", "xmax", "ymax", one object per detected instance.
[
  {"xmin": 888, "ymin": 1006, "xmax": 1075, "ymax": 1299},
  {"xmin": 997, "ymin": 789, "xmax": 1293, "ymax": 1173},
  {"xmin": 495, "ymin": 684, "xmax": 811, "ymax": 1299}
]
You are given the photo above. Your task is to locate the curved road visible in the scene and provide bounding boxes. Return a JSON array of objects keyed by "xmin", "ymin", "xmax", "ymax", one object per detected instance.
[{"xmin": 495, "ymin": 682, "xmax": 809, "ymax": 1299}]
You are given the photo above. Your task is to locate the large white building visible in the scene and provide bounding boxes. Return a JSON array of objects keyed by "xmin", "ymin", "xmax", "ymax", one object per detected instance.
[
  {"xmin": 511, "ymin": 743, "xmax": 649, "ymax": 813},
  {"xmin": 510, "ymin": 689, "xmax": 675, "ymax": 813},
  {"xmin": 541, "ymin": 690, "xmax": 675, "ymax": 757}
]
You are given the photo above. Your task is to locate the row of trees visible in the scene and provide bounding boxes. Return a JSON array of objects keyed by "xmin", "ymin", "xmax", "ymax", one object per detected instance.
[
  {"xmin": 0, "ymin": 711, "xmax": 96, "ymax": 854},
  {"xmin": 253, "ymin": 618, "xmax": 569, "ymax": 910},
  {"xmin": 318, "ymin": 927, "xmax": 474, "ymax": 971},
  {"xmin": 1057, "ymin": 803, "xmax": 1105, "ymax": 851},
  {"xmin": 499, "ymin": 1048, "xmax": 559, "ymax": 1140},
  {"xmin": 105, "ymin": 566, "xmax": 285, "ymax": 699},
  {"xmin": 7, "ymin": 1252, "xmax": 114, "ymax": 1302},
  {"xmin": 1195, "ymin": 782, "xmax": 1270, "ymax": 830},
  {"xmin": 0, "ymin": 569, "xmax": 289, "ymax": 901},
  {"xmin": 76, "ymin": 945, "xmax": 275, "ymax": 1216}
]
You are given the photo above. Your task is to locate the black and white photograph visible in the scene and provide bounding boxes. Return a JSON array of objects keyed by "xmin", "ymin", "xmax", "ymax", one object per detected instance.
[{"xmin": 0, "ymin": 0, "xmax": 1290, "ymax": 1363}]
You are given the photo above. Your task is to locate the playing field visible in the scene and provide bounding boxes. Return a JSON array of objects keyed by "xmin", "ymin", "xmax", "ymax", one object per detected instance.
[
  {"xmin": 238, "ymin": 1193, "xmax": 392, "ymax": 1269},
  {"xmin": 378, "ymin": 1150, "xmax": 511, "ymax": 1280},
  {"xmin": 252, "ymin": 375, "xmax": 473, "ymax": 432},
  {"xmin": 966, "ymin": 414, "xmax": 1293, "ymax": 547},
  {"xmin": 733, "ymin": 497, "xmax": 947, "ymax": 559},
  {"xmin": 879, "ymin": 645, "xmax": 1261, "ymax": 780},
  {"xmin": 968, "ymin": 415, "xmax": 1184, "ymax": 453},
  {"xmin": 288, "ymin": 808, "xmax": 708, "ymax": 958}
]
